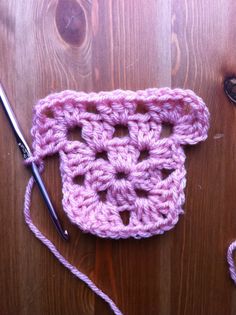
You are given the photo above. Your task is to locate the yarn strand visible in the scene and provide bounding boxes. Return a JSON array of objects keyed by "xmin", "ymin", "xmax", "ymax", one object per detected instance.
[
  {"xmin": 227, "ymin": 241, "xmax": 236, "ymax": 284},
  {"xmin": 24, "ymin": 175, "xmax": 123, "ymax": 315}
]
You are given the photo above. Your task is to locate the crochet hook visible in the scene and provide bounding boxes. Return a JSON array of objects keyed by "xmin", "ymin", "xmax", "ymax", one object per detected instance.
[{"xmin": 0, "ymin": 83, "xmax": 69, "ymax": 241}]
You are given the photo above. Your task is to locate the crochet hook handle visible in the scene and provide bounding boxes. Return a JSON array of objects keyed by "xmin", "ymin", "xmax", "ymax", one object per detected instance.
[{"xmin": 0, "ymin": 83, "xmax": 69, "ymax": 241}]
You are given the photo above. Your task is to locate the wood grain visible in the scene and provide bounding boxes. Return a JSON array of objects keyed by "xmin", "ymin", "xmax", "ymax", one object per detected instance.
[{"xmin": 0, "ymin": 1, "xmax": 236, "ymax": 314}]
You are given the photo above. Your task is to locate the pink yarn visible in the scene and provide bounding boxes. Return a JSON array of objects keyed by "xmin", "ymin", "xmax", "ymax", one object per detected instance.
[
  {"xmin": 227, "ymin": 240, "xmax": 236, "ymax": 285},
  {"xmin": 24, "ymin": 87, "xmax": 209, "ymax": 314}
]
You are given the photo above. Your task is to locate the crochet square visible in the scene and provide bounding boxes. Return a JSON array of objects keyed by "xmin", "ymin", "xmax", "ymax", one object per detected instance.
[{"xmin": 31, "ymin": 88, "xmax": 209, "ymax": 239}]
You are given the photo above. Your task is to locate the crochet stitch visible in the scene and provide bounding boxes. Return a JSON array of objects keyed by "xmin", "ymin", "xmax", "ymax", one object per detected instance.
[{"xmin": 24, "ymin": 87, "xmax": 209, "ymax": 314}]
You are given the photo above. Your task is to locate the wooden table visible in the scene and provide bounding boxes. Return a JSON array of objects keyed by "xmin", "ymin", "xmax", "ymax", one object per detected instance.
[{"xmin": 1, "ymin": 1, "xmax": 236, "ymax": 314}]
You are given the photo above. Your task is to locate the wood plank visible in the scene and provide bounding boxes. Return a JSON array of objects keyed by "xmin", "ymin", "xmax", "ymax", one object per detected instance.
[
  {"xmin": 171, "ymin": 1, "xmax": 236, "ymax": 315},
  {"xmin": 0, "ymin": 1, "xmax": 236, "ymax": 315}
]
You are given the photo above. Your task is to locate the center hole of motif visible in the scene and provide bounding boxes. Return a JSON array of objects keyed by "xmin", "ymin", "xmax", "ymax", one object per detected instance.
[{"xmin": 116, "ymin": 172, "xmax": 128, "ymax": 180}]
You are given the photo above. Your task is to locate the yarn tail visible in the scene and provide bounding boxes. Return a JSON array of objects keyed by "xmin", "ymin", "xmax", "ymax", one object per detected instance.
[
  {"xmin": 24, "ymin": 175, "xmax": 123, "ymax": 315},
  {"xmin": 227, "ymin": 240, "xmax": 236, "ymax": 284}
]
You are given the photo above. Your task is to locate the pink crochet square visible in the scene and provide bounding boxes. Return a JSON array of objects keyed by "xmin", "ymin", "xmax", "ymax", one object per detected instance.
[{"xmin": 31, "ymin": 88, "xmax": 209, "ymax": 239}]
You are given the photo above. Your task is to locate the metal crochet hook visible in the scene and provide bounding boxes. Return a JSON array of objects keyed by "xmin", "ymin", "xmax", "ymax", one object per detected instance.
[{"xmin": 0, "ymin": 83, "xmax": 69, "ymax": 241}]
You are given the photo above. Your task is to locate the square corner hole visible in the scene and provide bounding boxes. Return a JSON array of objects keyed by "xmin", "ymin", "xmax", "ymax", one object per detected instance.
[
  {"xmin": 135, "ymin": 189, "xmax": 149, "ymax": 198},
  {"xmin": 86, "ymin": 102, "xmax": 99, "ymax": 114},
  {"xmin": 67, "ymin": 126, "xmax": 86, "ymax": 142},
  {"xmin": 161, "ymin": 169, "xmax": 174, "ymax": 180},
  {"xmin": 159, "ymin": 122, "xmax": 174, "ymax": 139},
  {"xmin": 120, "ymin": 210, "xmax": 130, "ymax": 226},
  {"xmin": 135, "ymin": 101, "xmax": 148, "ymax": 114},
  {"xmin": 73, "ymin": 174, "xmax": 85, "ymax": 185},
  {"xmin": 44, "ymin": 108, "xmax": 54, "ymax": 119},
  {"xmin": 97, "ymin": 190, "xmax": 107, "ymax": 202},
  {"xmin": 113, "ymin": 124, "xmax": 129, "ymax": 138},
  {"xmin": 138, "ymin": 149, "xmax": 149, "ymax": 162}
]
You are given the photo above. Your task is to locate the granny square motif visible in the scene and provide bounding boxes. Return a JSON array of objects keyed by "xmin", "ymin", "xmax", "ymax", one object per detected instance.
[{"xmin": 30, "ymin": 88, "xmax": 209, "ymax": 239}]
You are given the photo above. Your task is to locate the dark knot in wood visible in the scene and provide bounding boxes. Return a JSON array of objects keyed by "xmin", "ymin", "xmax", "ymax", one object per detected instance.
[{"xmin": 55, "ymin": 0, "xmax": 86, "ymax": 46}]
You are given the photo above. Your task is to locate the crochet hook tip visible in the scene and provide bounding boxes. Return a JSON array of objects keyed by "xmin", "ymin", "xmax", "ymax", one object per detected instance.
[
  {"xmin": 58, "ymin": 228, "xmax": 69, "ymax": 241},
  {"xmin": 64, "ymin": 230, "xmax": 69, "ymax": 240}
]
